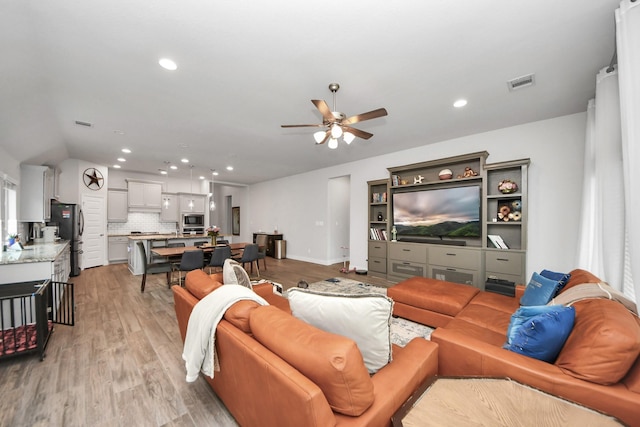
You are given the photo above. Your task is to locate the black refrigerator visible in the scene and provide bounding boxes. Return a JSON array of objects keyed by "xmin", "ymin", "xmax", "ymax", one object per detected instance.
[{"xmin": 50, "ymin": 201, "xmax": 84, "ymax": 277}]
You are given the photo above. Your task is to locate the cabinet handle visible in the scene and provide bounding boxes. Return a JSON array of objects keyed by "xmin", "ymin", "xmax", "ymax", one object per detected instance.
[
  {"xmin": 402, "ymin": 249, "xmax": 411, "ymax": 252},
  {"xmin": 446, "ymin": 268, "xmax": 456, "ymax": 271},
  {"xmin": 446, "ymin": 253, "xmax": 456, "ymax": 256},
  {"xmin": 402, "ymin": 262, "xmax": 411, "ymax": 265},
  {"xmin": 496, "ymin": 258, "xmax": 509, "ymax": 261}
]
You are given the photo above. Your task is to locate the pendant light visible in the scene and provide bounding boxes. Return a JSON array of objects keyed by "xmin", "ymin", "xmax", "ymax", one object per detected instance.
[
  {"xmin": 163, "ymin": 161, "xmax": 171, "ymax": 209},
  {"xmin": 188, "ymin": 165, "xmax": 194, "ymax": 210}
]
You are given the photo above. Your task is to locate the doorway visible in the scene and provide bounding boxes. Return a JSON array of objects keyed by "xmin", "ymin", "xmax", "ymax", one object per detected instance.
[
  {"xmin": 328, "ymin": 176, "xmax": 350, "ymax": 265},
  {"xmin": 82, "ymin": 194, "xmax": 106, "ymax": 269}
]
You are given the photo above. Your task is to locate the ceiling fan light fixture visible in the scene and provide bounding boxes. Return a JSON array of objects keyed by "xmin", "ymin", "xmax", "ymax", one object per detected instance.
[
  {"xmin": 314, "ymin": 131, "xmax": 327, "ymax": 143},
  {"xmin": 343, "ymin": 132, "xmax": 355, "ymax": 144},
  {"xmin": 328, "ymin": 138, "xmax": 339, "ymax": 149},
  {"xmin": 330, "ymin": 123, "xmax": 343, "ymax": 139}
]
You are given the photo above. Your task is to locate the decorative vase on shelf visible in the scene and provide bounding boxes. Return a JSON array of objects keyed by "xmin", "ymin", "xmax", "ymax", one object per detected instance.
[
  {"xmin": 498, "ymin": 179, "xmax": 518, "ymax": 194},
  {"xmin": 377, "ymin": 212, "xmax": 383, "ymax": 221},
  {"xmin": 391, "ymin": 226, "xmax": 397, "ymax": 242}
]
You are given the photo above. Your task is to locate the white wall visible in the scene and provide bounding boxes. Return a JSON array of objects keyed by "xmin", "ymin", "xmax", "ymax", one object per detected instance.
[
  {"xmin": 0, "ymin": 146, "xmax": 20, "ymax": 183},
  {"xmin": 246, "ymin": 112, "xmax": 587, "ymax": 280}
]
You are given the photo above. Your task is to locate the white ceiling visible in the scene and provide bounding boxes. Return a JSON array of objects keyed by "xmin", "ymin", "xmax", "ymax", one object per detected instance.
[{"xmin": 0, "ymin": 1, "xmax": 620, "ymax": 185}]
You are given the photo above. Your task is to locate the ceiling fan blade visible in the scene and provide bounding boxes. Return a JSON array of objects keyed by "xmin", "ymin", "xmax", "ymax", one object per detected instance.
[
  {"xmin": 342, "ymin": 108, "xmax": 388, "ymax": 125},
  {"xmin": 311, "ymin": 99, "xmax": 335, "ymax": 122},
  {"xmin": 342, "ymin": 125, "xmax": 373, "ymax": 140},
  {"xmin": 281, "ymin": 124, "xmax": 324, "ymax": 128}
]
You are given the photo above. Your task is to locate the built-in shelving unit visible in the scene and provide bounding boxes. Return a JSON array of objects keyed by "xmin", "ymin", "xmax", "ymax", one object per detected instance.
[{"xmin": 366, "ymin": 152, "xmax": 529, "ymax": 290}]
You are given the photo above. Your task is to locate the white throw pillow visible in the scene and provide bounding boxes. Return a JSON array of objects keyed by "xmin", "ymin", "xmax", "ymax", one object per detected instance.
[
  {"xmin": 287, "ymin": 288, "xmax": 393, "ymax": 374},
  {"xmin": 222, "ymin": 259, "xmax": 252, "ymax": 289}
]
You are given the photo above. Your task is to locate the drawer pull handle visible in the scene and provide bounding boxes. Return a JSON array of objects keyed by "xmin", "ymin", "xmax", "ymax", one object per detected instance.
[
  {"xmin": 496, "ymin": 258, "xmax": 509, "ymax": 261},
  {"xmin": 446, "ymin": 268, "xmax": 456, "ymax": 271},
  {"xmin": 374, "ymin": 246, "xmax": 381, "ymax": 249},
  {"xmin": 403, "ymin": 262, "xmax": 411, "ymax": 265},
  {"xmin": 446, "ymin": 253, "xmax": 456, "ymax": 256},
  {"xmin": 402, "ymin": 249, "xmax": 411, "ymax": 252}
]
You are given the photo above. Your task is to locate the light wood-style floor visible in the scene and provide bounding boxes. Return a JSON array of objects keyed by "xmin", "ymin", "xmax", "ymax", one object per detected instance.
[{"xmin": 0, "ymin": 258, "xmax": 396, "ymax": 427}]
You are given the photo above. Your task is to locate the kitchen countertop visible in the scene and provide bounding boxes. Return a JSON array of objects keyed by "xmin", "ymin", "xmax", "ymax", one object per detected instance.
[
  {"xmin": 118, "ymin": 233, "xmax": 222, "ymax": 240},
  {"xmin": 0, "ymin": 241, "xmax": 70, "ymax": 265}
]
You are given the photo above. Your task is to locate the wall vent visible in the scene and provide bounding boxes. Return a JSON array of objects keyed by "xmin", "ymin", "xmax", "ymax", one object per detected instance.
[
  {"xmin": 74, "ymin": 120, "xmax": 93, "ymax": 127},
  {"xmin": 507, "ymin": 73, "xmax": 535, "ymax": 91}
]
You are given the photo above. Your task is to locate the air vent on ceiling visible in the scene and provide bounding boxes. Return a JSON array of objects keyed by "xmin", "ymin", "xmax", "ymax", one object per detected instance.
[
  {"xmin": 507, "ymin": 73, "xmax": 535, "ymax": 91},
  {"xmin": 74, "ymin": 120, "xmax": 93, "ymax": 127}
]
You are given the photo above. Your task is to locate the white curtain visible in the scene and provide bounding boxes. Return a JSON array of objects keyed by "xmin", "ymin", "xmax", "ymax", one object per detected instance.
[
  {"xmin": 616, "ymin": 0, "xmax": 640, "ymax": 301},
  {"xmin": 576, "ymin": 68, "xmax": 624, "ymax": 290}
]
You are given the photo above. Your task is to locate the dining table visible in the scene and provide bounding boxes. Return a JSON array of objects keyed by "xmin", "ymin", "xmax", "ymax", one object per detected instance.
[{"xmin": 151, "ymin": 242, "xmax": 249, "ymax": 258}]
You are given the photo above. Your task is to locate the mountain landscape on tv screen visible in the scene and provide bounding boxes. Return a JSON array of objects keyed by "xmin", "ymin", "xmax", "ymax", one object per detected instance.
[{"xmin": 396, "ymin": 220, "xmax": 481, "ymax": 238}]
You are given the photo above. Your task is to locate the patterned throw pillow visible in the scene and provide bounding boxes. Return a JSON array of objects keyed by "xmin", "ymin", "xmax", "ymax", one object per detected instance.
[
  {"xmin": 503, "ymin": 305, "xmax": 575, "ymax": 362},
  {"xmin": 222, "ymin": 259, "xmax": 252, "ymax": 289},
  {"xmin": 520, "ymin": 272, "xmax": 562, "ymax": 306}
]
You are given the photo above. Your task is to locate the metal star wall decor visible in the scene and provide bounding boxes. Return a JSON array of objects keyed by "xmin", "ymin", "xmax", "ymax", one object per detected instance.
[{"xmin": 83, "ymin": 167, "xmax": 104, "ymax": 190}]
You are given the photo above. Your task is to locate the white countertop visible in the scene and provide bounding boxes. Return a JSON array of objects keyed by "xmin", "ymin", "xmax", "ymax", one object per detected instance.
[{"xmin": 0, "ymin": 241, "xmax": 70, "ymax": 265}]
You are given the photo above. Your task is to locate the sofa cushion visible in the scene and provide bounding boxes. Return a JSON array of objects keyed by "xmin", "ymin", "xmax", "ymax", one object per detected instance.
[
  {"xmin": 555, "ymin": 299, "xmax": 640, "ymax": 385},
  {"xmin": 185, "ymin": 269, "xmax": 222, "ymax": 300},
  {"xmin": 520, "ymin": 272, "xmax": 561, "ymax": 306},
  {"xmin": 388, "ymin": 277, "xmax": 479, "ymax": 317},
  {"xmin": 540, "ymin": 269, "xmax": 571, "ymax": 295},
  {"xmin": 223, "ymin": 300, "xmax": 261, "ymax": 333},
  {"xmin": 288, "ymin": 288, "xmax": 393, "ymax": 374},
  {"xmin": 223, "ymin": 259, "xmax": 252, "ymax": 289},
  {"xmin": 455, "ymin": 303, "xmax": 512, "ymax": 335},
  {"xmin": 250, "ymin": 305, "xmax": 374, "ymax": 416},
  {"xmin": 503, "ymin": 305, "xmax": 575, "ymax": 363}
]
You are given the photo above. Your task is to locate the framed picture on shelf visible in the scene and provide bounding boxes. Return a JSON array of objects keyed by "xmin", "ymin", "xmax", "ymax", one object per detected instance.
[{"xmin": 497, "ymin": 199, "xmax": 522, "ymax": 222}]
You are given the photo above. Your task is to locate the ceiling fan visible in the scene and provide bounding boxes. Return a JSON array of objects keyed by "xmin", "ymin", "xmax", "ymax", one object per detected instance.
[{"xmin": 281, "ymin": 83, "xmax": 388, "ymax": 149}]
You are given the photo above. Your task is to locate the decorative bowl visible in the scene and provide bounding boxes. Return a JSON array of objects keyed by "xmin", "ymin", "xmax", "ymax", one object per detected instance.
[
  {"xmin": 439, "ymin": 169, "xmax": 453, "ymax": 180},
  {"xmin": 498, "ymin": 179, "xmax": 518, "ymax": 194}
]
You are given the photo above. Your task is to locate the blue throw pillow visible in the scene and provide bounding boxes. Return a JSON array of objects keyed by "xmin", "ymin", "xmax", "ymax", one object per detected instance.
[
  {"xmin": 503, "ymin": 305, "xmax": 575, "ymax": 362},
  {"xmin": 520, "ymin": 272, "xmax": 561, "ymax": 306},
  {"xmin": 540, "ymin": 269, "xmax": 571, "ymax": 295}
]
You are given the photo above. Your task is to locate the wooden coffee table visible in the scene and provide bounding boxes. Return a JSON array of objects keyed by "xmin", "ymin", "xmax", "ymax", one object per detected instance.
[{"xmin": 391, "ymin": 377, "xmax": 623, "ymax": 427}]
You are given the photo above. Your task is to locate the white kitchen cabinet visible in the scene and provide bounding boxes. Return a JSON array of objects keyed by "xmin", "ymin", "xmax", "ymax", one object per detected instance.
[
  {"xmin": 160, "ymin": 193, "xmax": 179, "ymax": 222},
  {"xmin": 107, "ymin": 189, "xmax": 128, "ymax": 222},
  {"xmin": 127, "ymin": 180, "xmax": 162, "ymax": 212},
  {"xmin": 128, "ymin": 238, "xmax": 145, "ymax": 275},
  {"xmin": 178, "ymin": 193, "xmax": 206, "ymax": 213},
  {"xmin": 108, "ymin": 236, "xmax": 129, "ymax": 263},
  {"xmin": 19, "ymin": 165, "xmax": 55, "ymax": 222}
]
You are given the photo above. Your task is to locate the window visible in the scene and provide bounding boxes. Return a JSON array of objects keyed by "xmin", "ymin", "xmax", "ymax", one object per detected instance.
[{"xmin": 2, "ymin": 175, "xmax": 18, "ymax": 243}]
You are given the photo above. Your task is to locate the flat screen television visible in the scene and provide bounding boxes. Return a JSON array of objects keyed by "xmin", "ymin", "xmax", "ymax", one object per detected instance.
[{"xmin": 392, "ymin": 185, "xmax": 481, "ymax": 240}]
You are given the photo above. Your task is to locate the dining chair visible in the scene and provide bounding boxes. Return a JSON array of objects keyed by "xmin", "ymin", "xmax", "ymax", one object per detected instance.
[
  {"xmin": 150, "ymin": 239, "xmax": 169, "ymax": 263},
  {"xmin": 167, "ymin": 242, "xmax": 185, "ymax": 270},
  {"xmin": 232, "ymin": 243, "xmax": 260, "ymax": 277},
  {"xmin": 173, "ymin": 249, "xmax": 205, "ymax": 285},
  {"xmin": 208, "ymin": 245, "xmax": 232, "ymax": 273},
  {"xmin": 255, "ymin": 234, "xmax": 268, "ymax": 271},
  {"xmin": 137, "ymin": 241, "xmax": 172, "ymax": 293}
]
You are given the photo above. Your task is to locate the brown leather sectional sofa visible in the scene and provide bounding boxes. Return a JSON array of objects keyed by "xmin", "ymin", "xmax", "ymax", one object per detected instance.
[
  {"xmin": 388, "ymin": 269, "xmax": 640, "ymax": 426},
  {"xmin": 172, "ymin": 270, "xmax": 438, "ymax": 427}
]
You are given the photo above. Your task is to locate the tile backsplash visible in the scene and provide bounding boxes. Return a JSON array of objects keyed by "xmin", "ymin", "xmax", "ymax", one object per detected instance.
[{"xmin": 107, "ymin": 213, "xmax": 178, "ymax": 235}]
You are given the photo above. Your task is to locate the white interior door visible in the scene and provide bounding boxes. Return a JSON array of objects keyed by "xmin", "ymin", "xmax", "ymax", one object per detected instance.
[{"xmin": 82, "ymin": 193, "xmax": 106, "ymax": 269}]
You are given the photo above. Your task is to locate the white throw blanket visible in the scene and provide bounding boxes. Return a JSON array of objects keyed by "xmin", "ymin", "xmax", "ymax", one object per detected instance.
[{"xmin": 182, "ymin": 284, "xmax": 268, "ymax": 382}]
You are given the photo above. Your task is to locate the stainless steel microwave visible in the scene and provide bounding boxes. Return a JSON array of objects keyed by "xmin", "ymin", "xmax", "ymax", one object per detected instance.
[{"xmin": 182, "ymin": 213, "xmax": 204, "ymax": 227}]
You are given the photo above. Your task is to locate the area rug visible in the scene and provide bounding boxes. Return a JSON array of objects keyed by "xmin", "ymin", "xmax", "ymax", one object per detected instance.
[{"xmin": 286, "ymin": 277, "xmax": 434, "ymax": 347}]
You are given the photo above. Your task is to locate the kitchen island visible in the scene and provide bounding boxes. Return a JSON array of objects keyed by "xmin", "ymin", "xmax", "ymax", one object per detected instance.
[{"xmin": 0, "ymin": 241, "xmax": 71, "ymax": 284}]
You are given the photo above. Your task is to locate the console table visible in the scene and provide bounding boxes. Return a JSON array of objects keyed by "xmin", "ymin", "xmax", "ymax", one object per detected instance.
[
  {"xmin": 392, "ymin": 377, "xmax": 623, "ymax": 426},
  {"xmin": 252, "ymin": 233, "xmax": 283, "ymax": 258}
]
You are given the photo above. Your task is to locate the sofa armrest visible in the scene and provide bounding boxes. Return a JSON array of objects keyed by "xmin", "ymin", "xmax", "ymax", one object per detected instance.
[
  {"xmin": 253, "ymin": 282, "xmax": 274, "ymax": 298},
  {"xmin": 335, "ymin": 338, "xmax": 438, "ymax": 426}
]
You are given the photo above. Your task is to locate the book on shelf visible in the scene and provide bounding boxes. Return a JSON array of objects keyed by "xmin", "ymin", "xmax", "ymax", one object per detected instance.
[
  {"xmin": 488, "ymin": 234, "xmax": 509, "ymax": 249},
  {"xmin": 370, "ymin": 228, "xmax": 387, "ymax": 240},
  {"xmin": 371, "ymin": 192, "xmax": 388, "ymax": 203}
]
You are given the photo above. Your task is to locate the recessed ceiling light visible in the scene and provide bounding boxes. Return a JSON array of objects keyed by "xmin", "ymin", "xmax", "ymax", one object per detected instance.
[
  {"xmin": 226, "ymin": 166, "xmax": 234, "ymax": 171},
  {"xmin": 159, "ymin": 170, "xmax": 168, "ymax": 175},
  {"xmin": 117, "ymin": 157, "xmax": 126, "ymax": 162},
  {"xmin": 453, "ymin": 99, "xmax": 468, "ymax": 108},
  {"xmin": 121, "ymin": 148, "xmax": 131, "ymax": 153},
  {"xmin": 181, "ymin": 158, "xmax": 189, "ymax": 163},
  {"xmin": 159, "ymin": 58, "xmax": 177, "ymax": 71},
  {"xmin": 113, "ymin": 164, "xmax": 121, "ymax": 169},
  {"xmin": 170, "ymin": 165, "xmax": 178, "ymax": 170},
  {"xmin": 212, "ymin": 171, "xmax": 219, "ymax": 176},
  {"xmin": 199, "ymin": 176, "xmax": 205, "ymax": 180}
]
